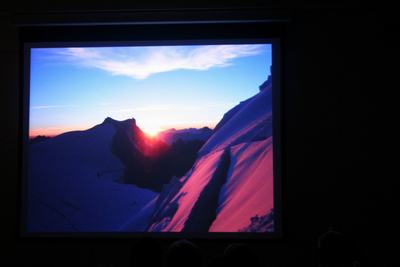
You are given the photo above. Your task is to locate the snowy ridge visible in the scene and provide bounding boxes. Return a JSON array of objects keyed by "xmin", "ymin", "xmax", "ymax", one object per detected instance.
[
  {"xmin": 147, "ymin": 149, "xmax": 225, "ymax": 231},
  {"xmin": 148, "ymin": 78, "xmax": 274, "ymax": 232},
  {"xmin": 198, "ymin": 85, "xmax": 272, "ymax": 156},
  {"xmin": 28, "ymin": 119, "xmax": 158, "ymax": 232}
]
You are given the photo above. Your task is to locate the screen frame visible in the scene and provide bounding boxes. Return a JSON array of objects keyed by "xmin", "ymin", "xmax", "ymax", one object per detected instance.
[{"xmin": 19, "ymin": 23, "xmax": 283, "ymax": 240}]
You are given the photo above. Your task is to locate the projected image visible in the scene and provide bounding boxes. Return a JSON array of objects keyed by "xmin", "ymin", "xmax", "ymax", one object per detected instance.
[{"xmin": 27, "ymin": 44, "xmax": 274, "ymax": 233}]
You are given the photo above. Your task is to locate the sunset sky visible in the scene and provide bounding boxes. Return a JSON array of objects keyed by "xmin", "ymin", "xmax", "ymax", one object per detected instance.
[{"xmin": 29, "ymin": 44, "xmax": 271, "ymax": 137}]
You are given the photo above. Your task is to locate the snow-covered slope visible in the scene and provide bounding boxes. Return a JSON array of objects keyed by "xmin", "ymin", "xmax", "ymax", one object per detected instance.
[
  {"xmin": 148, "ymin": 76, "xmax": 274, "ymax": 232},
  {"xmin": 27, "ymin": 119, "xmax": 158, "ymax": 232},
  {"xmin": 147, "ymin": 149, "xmax": 225, "ymax": 231},
  {"xmin": 157, "ymin": 127, "xmax": 212, "ymax": 145},
  {"xmin": 209, "ymin": 138, "xmax": 273, "ymax": 232},
  {"xmin": 198, "ymin": 85, "xmax": 272, "ymax": 156}
]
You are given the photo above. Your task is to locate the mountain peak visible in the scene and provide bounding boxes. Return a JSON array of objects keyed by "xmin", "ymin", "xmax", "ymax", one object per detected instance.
[
  {"xmin": 259, "ymin": 66, "xmax": 272, "ymax": 92},
  {"xmin": 103, "ymin": 117, "xmax": 117, "ymax": 125},
  {"xmin": 259, "ymin": 75, "xmax": 272, "ymax": 92},
  {"xmin": 102, "ymin": 117, "xmax": 136, "ymax": 127},
  {"xmin": 122, "ymin": 117, "xmax": 136, "ymax": 126},
  {"xmin": 200, "ymin": 126, "xmax": 212, "ymax": 132}
]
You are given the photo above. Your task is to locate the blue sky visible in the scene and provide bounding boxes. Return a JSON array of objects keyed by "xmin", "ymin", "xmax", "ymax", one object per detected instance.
[{"xmin": 29, "ymin": 44, "xmax": 271, "ymax": 137}]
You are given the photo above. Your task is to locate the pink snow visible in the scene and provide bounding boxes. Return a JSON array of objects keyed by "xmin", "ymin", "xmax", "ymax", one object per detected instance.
[
  {"xmin": 209, "ymin": 137, "xmax": 274, "ymax": 232},
  {"xmin": 198, "ymin": 88, "xmax": 271, "ymax": 156},
  {"xmin": 153, "ymin": 82, "xmax": 274, "ymax": 232},
  {"xmin": 161, "ymin": 149, "xmax": 225, "ymax": 231}
]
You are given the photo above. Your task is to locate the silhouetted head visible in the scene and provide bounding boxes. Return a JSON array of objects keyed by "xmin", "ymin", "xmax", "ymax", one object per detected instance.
[
  {"xmin": 223, "ymin": 243, "xmax": 260, "ymax": 267},
  {"xmin": 165, "ymin": 239, "xmax": 202, "ymax": 267},
  {"xmin": 318, "ymin": 227, "xmax": 354, "ymax": 266},
  {"xmin": 131, "ymin": 237, "xmax": 163, "ymax": 267}
]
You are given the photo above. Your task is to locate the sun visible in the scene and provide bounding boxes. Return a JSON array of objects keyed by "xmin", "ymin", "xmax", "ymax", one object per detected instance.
[{"xmin": 142, "ymin": 125, "xmax": 160, "ymax": 138}]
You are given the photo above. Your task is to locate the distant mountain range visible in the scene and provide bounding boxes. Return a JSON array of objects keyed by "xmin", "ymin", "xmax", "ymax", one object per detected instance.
[{"xmin": 157, "ymin": 127, "xmax": 213, "ymax": 145}]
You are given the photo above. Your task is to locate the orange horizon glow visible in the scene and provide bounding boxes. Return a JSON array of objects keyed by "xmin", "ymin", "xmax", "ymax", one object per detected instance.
[
  {"xmin": 29, "ymin": 125, "xmax": 91, "ymax": 139},
  {"xmin": 30, "ymin": 120, "xmax": 216, "ymax": 139}
]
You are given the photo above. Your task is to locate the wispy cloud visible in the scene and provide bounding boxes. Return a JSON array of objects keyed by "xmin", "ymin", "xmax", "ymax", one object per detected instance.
[
  {"xmin": 33, "ymin": 103, "xmax": 114, "ymax": 109},
  {"xmin": 32, "ymin": 105, "xmax": 76, "ymax": 109},
  {"xmin": 57, "ymin": 45, "xmax": 265, "ymax": 79}
]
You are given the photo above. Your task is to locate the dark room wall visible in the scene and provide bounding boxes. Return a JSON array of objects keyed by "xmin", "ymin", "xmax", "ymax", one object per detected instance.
[{"xmin": 0, "ymin": 1, "xmax": 386, "ymax": 266}]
